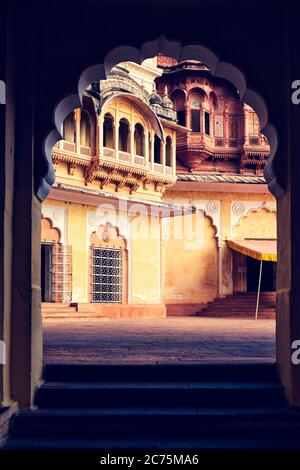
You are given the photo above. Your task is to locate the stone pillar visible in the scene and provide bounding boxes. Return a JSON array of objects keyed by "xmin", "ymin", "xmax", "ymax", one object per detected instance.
[
  {"xmin": 144, "ymin": 129, "xmax": 149, "ymax": 165},
  {"xmin": 161, "ymin": 139, "xmax": 166, "ymax": 170},
  {"xmin": 114, "ymin": 119, "xmax": 119, "ymax": 160},
  {"xmin": 224, "ymin": 112, "xmax": 229, "ymax": 146},
  {"xmin": 130, "ymin": 127, "xmax": 135, "ymax": 163},
  {"xmin": 211, "ymin": 110, "xmax": 215, "ymax": 138},
  {"xmin": 276, "ymin": 9, "xmax": 300, "ymax": 406},
  {"xmin": 9, "ymin": 3, "xmax": 43, "ymax": 409},
  {"xmin": 217, "ymin": 241, "xmax": 222, "ymax": 298},
  {"xmin": 149, "ymin": 132, "xmax": 154, "ymax": 171},
  {"xmin": 0, "ymin": 5, "xmax": 13, "ymax": 407},
  {"xmin": 98, "ymin": 115, "xmax": 103, "ymax": 157},
  {"xmin": 172, "ymin": 133, "xmax": 176, "ymax": 176},
  {"xmin": 244, "ymin": 108, "xmax": 249, "ymax": 145},
  {"xmin": 185, "ymin": 105, "xmax": 191, "ymax": 129},
  {"xmin": 75, "ymin": 108, "xmax": 81, "ymax": 153}
]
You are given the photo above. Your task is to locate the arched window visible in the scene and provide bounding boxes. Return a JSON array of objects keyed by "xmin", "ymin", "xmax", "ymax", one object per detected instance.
[
  {"xmin": 134, "ymin": 123, "xmax": 144, "ymax": 156},
  {"xmin": 171, "ymin": 89, "xmax": 186, "ymax": 127},
  {"xmin": 166, "ymin": 136, "xmax": 172, "ymax": 167},
  {"xmin": 119, "ymin": 118, "xmax": 129, "ymax": 152},
  {"xmin": 63, "ymin": 112, "xmax": 76, "ymax": 143},
  {"xmin": 103, "ymin": 113, "xmax": 114, "ymax": 148},
  {"xmin": 154, "ymin": 134, "xmax": 161, "ymax": 164},
  {"xmin": 80, "ymin": 110, "xmax": 91, "ymax": 147},
  {"xmin": 190, "ymin": 93, "xmax": 201, "ymax": 132},
  {"xmin": 90, "ymin": 223, "xmax": 128, "ymax": 304}
]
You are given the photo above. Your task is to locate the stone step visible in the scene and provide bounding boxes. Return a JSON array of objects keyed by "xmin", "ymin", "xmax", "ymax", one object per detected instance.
[
  {"xmin": 42, "ymin": 303, "xmax": 71, "ymax": 308},
  {"xmin": 5, "ymin": 434, "xmax": 300, "ymax": 450},
  {"xmin": 5, "ymin": 433, "xmax": 300, "ymax": 452},
  {"xmin": 5, "ymin": 363, "xmax": 299, "ymax": 450},
  {"xmin": 9, "ymin": 406, "xmax": 300, "ymax": 439},
  {"xmin": 35, "ymin": 380, "xmax": 285, "ymax": 408},
  {"xmin": 196, "ymin": 292, "xmax": 276, "ymax": 318},
  {"xmin": 43, "ymin": 363, "xmax": 279, "ymax": 383},
  {"xmin": 202, "ymin": 305, "xmax": 274, "ymax": 309},
  {"xmin": 43, "ymin": 317, "xmax": 109, "ymax": 323}
]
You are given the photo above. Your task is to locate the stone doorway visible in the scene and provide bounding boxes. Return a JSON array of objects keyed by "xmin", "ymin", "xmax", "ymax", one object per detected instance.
[{"xmin": 247, "ymin": 257, "xmax": 276, "ymax": 292}]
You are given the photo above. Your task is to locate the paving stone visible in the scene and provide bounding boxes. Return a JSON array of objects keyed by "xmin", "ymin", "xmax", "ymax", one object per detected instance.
[{"xmin": 44, "ymin": 317, "xmax": 275, "ymax": 364}]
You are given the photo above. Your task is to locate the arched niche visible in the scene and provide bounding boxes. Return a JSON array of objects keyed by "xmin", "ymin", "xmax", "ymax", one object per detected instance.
[{"xmin": 41, "ymin": 217, "xmax": 61, "ymax": 243}]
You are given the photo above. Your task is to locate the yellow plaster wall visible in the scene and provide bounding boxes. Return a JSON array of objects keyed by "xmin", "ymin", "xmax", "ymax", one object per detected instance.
[
  {"xmin": 163, "ymin": 189, "xmax": 276, "ymax": 303},
  {"xmin": 233, "ymin": 208, "xmax": 277, "ymax": 239},
  {"xmin": 43, "ymin": 199, "xmax": 88, "ymax": 302},
  {"xmin": 43, "ymin": 190, "xmax": 276, "ymax": 306},
  {"xmin": 67, "ymin": 203, "xmax": 88, "ymax": 302},
  {"xmin": 43, "ymin": 199, "xmax": 162, "ymax": 305},
  {"xmin": 130, "ymin": 213, "xmax": 161, "ymax": 303},
  {"xmin": 164, "ymin": 213, "xmax": 218, "ymax": 304}
]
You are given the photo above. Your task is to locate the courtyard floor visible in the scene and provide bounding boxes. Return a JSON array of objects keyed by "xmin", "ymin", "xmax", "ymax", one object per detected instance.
[{"xmin": 43, "ymin": 316, "xmax": 275, "ymax": 364}]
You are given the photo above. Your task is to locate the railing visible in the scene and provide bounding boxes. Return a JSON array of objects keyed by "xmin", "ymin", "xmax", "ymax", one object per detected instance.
[
  {"xmin": 53, "ymin": 139, "xmax": 91, "ymax": 156},
  {"xmin": 53, "ymin": 140, "xmax": 176, "ymax": 180},
  {"xmin": 249, "ymin": 136, "xmax": 260, "ymax": 146},
  {"xmin": 60, "ymin": 141, "xmax": 76, "ymax": 152},
  {"xmin": 80, "ymin": 145, "xmax": 91, "ymax": 156},
  {"xmin": 154, "ymin": 163, "xmax": 163, "ymax": 173},
  {"xmin": 119, "ymin": 151, "xmax": 130, "ymax": 161},
  {"xmin": 134, "ymin": 155, "xmax": 145, "ymax": 165},
  {"xmin": 103, "ymin": 147, "xmax": 115, "ymax": 158}
]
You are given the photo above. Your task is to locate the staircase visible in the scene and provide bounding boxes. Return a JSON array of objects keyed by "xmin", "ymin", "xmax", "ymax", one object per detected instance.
[
  {"xmin": 42, "ymin": 303, "xmax": 108, "ymax": 322},
  {"xmin": 3, "ymin": 363, "xmax": 300, "ymax": 450},
  {"xmin": 197, "ymin": 292, "xmax": 276, "ymax": 319}
]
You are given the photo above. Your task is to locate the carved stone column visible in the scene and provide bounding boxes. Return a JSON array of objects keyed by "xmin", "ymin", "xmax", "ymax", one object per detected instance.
[
  {"xmin": 75, "ymin": 108, "xmax": 81, "ymax": 153},
  {"xmin": 149, "ymin": 131, "xmax": 154, "ymax": 171},
  {"xmin": 244, "ymin": 108, "xmax": 249, "ymax": 145},
  {"xmin": 114, "ymin": 119, "xmax": 119, "ymax": 160}
]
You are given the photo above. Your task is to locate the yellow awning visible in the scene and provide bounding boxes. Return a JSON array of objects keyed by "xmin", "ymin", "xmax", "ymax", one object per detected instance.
[{"xmin": 227, "ymin": 239, "xmax": 277, "ymax": 262}]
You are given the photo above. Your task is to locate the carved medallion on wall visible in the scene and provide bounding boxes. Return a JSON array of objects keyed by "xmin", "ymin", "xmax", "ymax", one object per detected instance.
[
  {"xmin": 88, "ymin": 214, "xmax": 97, "ymax": 227},
  {"xmin": 207, "ymin": 200, "xmax": 219, "ymax": 215},
  {"xmin": 53, "ymin": 209, "xmax": 63, "ymax": 222},
  {"xmin": 232, "ymin": 202, "xmax": 245, "ymax": 216}
]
